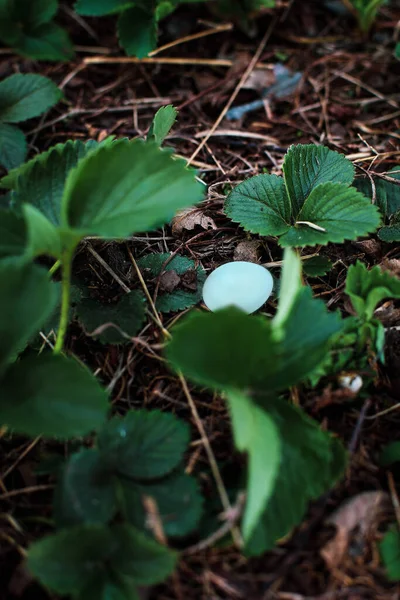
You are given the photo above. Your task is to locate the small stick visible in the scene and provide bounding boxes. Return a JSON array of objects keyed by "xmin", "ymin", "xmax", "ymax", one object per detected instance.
[
  {"xmin": 84, "ymin": 56, "xmax": 271, "ymax": 69},
  {"xmin": 149, "ymin": 23, "xmax": 233, "ymax": 57}
]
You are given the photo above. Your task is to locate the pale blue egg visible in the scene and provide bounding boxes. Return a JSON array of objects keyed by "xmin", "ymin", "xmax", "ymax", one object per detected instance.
[{"xmin": 202, "ymin": 261, "xmax": 273, "ymax": 314}]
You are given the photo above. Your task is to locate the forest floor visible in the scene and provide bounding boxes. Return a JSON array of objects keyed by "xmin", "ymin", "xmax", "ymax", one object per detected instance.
[{"xmin": 1, "ymin": 1, "xmax": 400, "ymax": 598}]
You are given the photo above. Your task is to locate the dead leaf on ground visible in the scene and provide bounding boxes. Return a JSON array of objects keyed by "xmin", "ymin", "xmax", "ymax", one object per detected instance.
[
  {"xmin": 233, "ymin": 240, "xmax": 261, "ymax": 263},
  {"xmin": 172, "ymin": 208, "xmax": 217, "ymax": 236},
  {"xmin": 320, "ymin": 491, "xmax": 389, "ymax": 570},
  {"xmin": 380, "ymin": 258, "xmax": 400, "ymax": 278},
  {"xmin": 159, "ymin": 270, "xmax": 181, "ymax": 293}
]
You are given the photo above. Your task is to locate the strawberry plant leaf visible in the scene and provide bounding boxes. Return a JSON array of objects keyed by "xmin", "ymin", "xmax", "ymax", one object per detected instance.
[
  {"xmin": 74, "ymin": 0, "xmax": 134, "ymax": 16},
  {"xmin": 14, "ymin": 22, "xmax": 74, "ymax": 62},
  {"xmin": 22, "ymin": 204, "xmax": 62, "ymax": 258},
  {"xmin": 225, "ymin": 174, "xmax": 291, "ymax": 236},
  {"xmin": 0, "ymin": 209, "xmax": 27, "ymax": 258},
  {"xmin": 226, "ymin": 389, "xmax": 280, "ymax": 542},
  {"xmin": 0, "ymin": 123, "xmax": 26, "ymax": 169},
  {"xmin": 121, "ymin": 471, "xmax": 203, "ymax": 538},
  {"xmin": 62, "ymin": 139, "xmax": 204, "ymax": 239},
  {"xmin": 147, "ymin": 105, "xmax": 178, "ymax": 146},
  {"xmin": 354, "ymin": 170, "xmax": 400, "ymax": 218},
  {"xmin": 137, "ymin": 252, "xmax": 206, "ymax": 313},
  {"xmin": 2, "ymin": 139, "xmax": 105, "ymax": 225},
  {"xmin": 0, "ymin": 354, "xmax": 108, "ymax": 437},
  {"xmin": 117, "ymin": 7, "xmax": 157, "ymax": 58},
  {"xmin": 0, "ymin": 74, "xmax": 62, "ymax": 123},
  {"xmin": 0, "ymin": 258, "xmax": 58, "ymax": 374},
  {"xmin": 380, "ymin": 441, "xmax": 400, "ymax": 467},
  {"xmin": 380, "ymin": 525, "xmax": 400, "ymax": 581},
  {"xmin": 98, "ymin": 410, "xmax": 189, "ymax": 479},
  {"xmin": 303, "ymin": 255, "xmax": 332, "ymax": 277},
  {"xmin": 345, "ymin": 261, "xmax": 400, "ymax": 321},
  {"xmin": 283, "ymin": 144, "xmax": 354, "ymax": 215},
  {"xmin": 76, "ymin": 290, "xmax": 146, "ymax": 344},
  {"xmin": 245, "ymin": 397, "xmax": 346, "ymax": 555},
  {"xmin": 54, "ymin": 448, "xmax": 118, "ymax": 527},
  {"xmin": 279, "ymin": 182, "xmax": 380, "ymax": 247}
]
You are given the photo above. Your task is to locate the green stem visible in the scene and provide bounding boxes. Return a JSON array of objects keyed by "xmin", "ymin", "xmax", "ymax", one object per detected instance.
[
  {"xmin": 48, "ymin": 259, "xmax": 61, "ymax": 277},
  {"xmin": 54, "ymin": 250, "xmax": 73, "ymax": 354}
]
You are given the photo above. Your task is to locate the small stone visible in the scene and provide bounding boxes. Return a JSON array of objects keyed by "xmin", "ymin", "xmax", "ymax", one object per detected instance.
[{"xmin": 202, "ymin": 261, "xmax": 273, "ymax": 314}]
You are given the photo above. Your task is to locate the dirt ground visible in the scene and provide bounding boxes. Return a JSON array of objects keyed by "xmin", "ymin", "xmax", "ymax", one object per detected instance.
[{"xmin": 1, "ymin": 0, "xmax": 400, "ymax": 598}]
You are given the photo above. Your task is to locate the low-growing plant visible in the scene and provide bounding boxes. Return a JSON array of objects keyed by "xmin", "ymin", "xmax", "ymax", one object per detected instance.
[
  {"xmin": 0, "ymin": 0, "xmax": 74, "ymax": 61},
  {"xmin": 225, "ymin": 144, "xmax": 380, "ymax": 247},
  {"xmin": 344, "ymin": 0, "xmax": 386, "ymax": 32},
  {"xmin": 0, "ymin": 73, "xmax": 62, "ymax": 170}
]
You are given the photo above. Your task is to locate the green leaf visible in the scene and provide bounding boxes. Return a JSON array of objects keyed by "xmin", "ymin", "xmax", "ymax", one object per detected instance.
[
  {"xmin": 225, "ymin": 174, "xmax": 291, "ymax": 237},
  {"xmin": 282, "ymin": 144, "xmax": 354, "ymax": 215},
  {"xmin": 98, "ymin": 409, "xmax": 189, "ymax": 479},
  {"xmin": 74, "ymin": 0, "xmax": 134, "ymax": 16},
  {"xmin": 279, "ymin": 182, "xmax": 380, "ymax": 247},
  {"xmin": 380, "ymin": 525, "xmax": 400, "ymax": 581},
  {"xmin": 76, "ymin": 290, "xmax": 146, "ymax": 344},
  {"xmin": 117, "ymin": 7, "xmax": 157, "ymax": 58},
  {"xmin": 354, "ymin": 170, "xmax": 400, "ymax": 218},
  {"xmin": 1, "ymin": 138, "xmax": 103, "ymax": 191},
  {"xmin": 226, "ymin": 389, "xmax": 280, "ymax": 542},
  {"xmin": 111, "ymin": 523, "xmax": 177, "ymax": 585},
  {"xmin": 27, "ymin": 525, "xmax": 115, "ymax": 595},
  {"xmin": 274, "ymin": 246, "xmax": 301, "ymax": 329},
  {"xmin": 22, "ymin": 203, "xmax": 62, "ymax": 258},
  {"xmin": 137, "ymin": 252, "xmax": 206, "ymax": 313},
  {"xmin": 15, "ymin": 22, "xmax": 74, "ymax": 62},
  {"xmin": 0, "ymin": 354, "xmax": 108, "ymax": 437},
  {"xmin": 0, "ymin": 74, "xmax": 62, "ymax": 124},
  {"xmin": 3, "ymin": 139, "xmax": 103, "ymax": 226},
  {"xmin": 167, "ymin": 301, "xmax": 341, "ymax": 393},
  {"xmin": 0, "ymin": 123, "xmax": 26, "ymax": 169},
  {"xmin": 345, "ymin": 261, "xmax": 400, "ymax": 321},
  {"xmin": 62, "ymin": 139, "xmax": 204, "ymax": 238},
  {"xmin": 0, "ymin": 258, "xmax": 57, "ymax": 374},
  {"xmin": 147, "ymin": 105, "xmax": 178, "ymax": 146},
  {"xmin": 380, "ymin": 441, "xmax": 400, "ymax": 467},
  {"xmin": 245, "ymin": 397, "xmax": 346, "ymax": 555},
  {"xmin": 379, "ymin": 224, "xmax": 400, "ymax": 243},
  {"xmin": 0, "ymin": 208, "xmax": 27, "ymax": 258},
  {"xmin": 54, "ymin": 448, "xmax": 117, "ymax": 527},
  {"xmin": 78, "ymin": 574, "xmax": 140, "ymax": 600},
  {"xmin": 303, "ymin": 255, "xmax": 332, "ymax": 277},
  {"xmin": 6, "ymin": 0, "xmax": 58, "ymax": 29},
  {"xmin": 121, "ymin": 471, "xmax": 203, "ymax": 537}
]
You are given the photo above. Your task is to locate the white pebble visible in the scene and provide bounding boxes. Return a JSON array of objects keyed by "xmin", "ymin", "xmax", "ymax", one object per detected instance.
[
  {"xmin": 339, "ymin": 374, "xmax": 363, "ymax": 394},
  {"xmin": 202, "ymin": 261, "xmax": 273, "ymax": 314}
]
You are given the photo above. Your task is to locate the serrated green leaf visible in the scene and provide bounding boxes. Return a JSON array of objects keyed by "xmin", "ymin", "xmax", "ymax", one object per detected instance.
[
  {"xmin": 379, "ymin": 224, "xmax": 400, "ymax": 242},
  {"xmin": 1, "ymin": 138, "xmax": 103, "ymax": 191},
  {"xmin": 74, "ymin": 0, "xmax": 134, "ymax": 16},
  {"xmin": 98, "ymin": 409, "xmax": 189, "ymax": 479},
  {"xmin": 279, "ymin": 182, "xmax": 380, "ymax": 247},
  {"xmin": 22, "ymin": 203, "xmax": 62, "ymax": 258},
  {"xmin": 0, "ymin": 354, "xmax": 108, "ymax": 437},
  {"xmin": 0, "ymin": 208, "xmax": 26, "ymax": 258},
  {"xmin": 121, "ymin": 470, "xmax": 203, "ymax": 538},
  {"xmin": 225, "ymin": 174, "xmax": 291, "ymax": 236},
  {"xmin": 111, "ymin": 524, "xmax": 177, "ymax": 585},
  {"xmin": 0, "ymin": 74, "xmax": 62, "ymax": 124},
  {"xmin": 27, "ymin": 525, "xmax": 115, "ymax": 595},
  {"xmin": 226, "ymin": 389, "xmax": 280, "ymax": 542},
  {"xmin": 0, "ymin": 258, "xmax": 57, "ymax": 374},
  {"xmin": 5, "ymin": 0, "xmax": 58, "ymax": 29},
  {"xmin": 345, "ymin": 261, "xmax": 400, "ymax": 321},
  {"xmin": 380, "ymin": 525, "xmax": 400, "ymax": 581},
  {"xmin": 0, "ymin": 123, "xmax": 26, "ymax": 169},
  {"xmin": 167, "ymin": 300, "xmax": 341, "ymax": 393},
  {"xmin": 62, "ymin": 139, "xmax": 204, "ymax": 238},
  {"xmin": 283, "ymin": 144, "xmax": 354, "ymax": 214},
  {"xmin": 147, "ymin": 105, "xmax": 178, "ymax": 146},
  {"xmin": 4, "ymin": 139, "xmax": 104, "ymax": 226},
  {"xmin": 245, "ymin": 397, "xmax": 346, "ymax": 555},
  {"xmin": 76, "ymin": 290, "xmax": 146, "ymax": 344},
  {"xmin": 354, "ymin": 169, "xmax": 400, "ymax": 218},
  {"xmin": 118, "ymin": 7, "xmax": 157, "ymax": 58},
  {"xmin": 303, "ymin": 255, "xmax": 332, "ymax": 277},
  {"xmin": 14, "ymin": 22, "xmax": 74, "ymax": 62},
  {"xmin": 380, "ymin": 441, "xmax": 400, "ymax": 467},
  {"xmin": 78, "ymin": 574, "xmax": 140, "ymax": 600},
  {"xmin": 137, "ymin": 252, "xmax": 205, "ymax": 313},
  {"xmin": 54, "ymin": 448, "xmax": 117, "ymax": 527}
]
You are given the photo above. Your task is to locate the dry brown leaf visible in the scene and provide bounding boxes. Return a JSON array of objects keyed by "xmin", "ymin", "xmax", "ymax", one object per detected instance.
[
  {"xmin": 233, "ymin": 240, "xmax": 261, "ymax": 263},
  {"xmin": 172, "ymin": 208, "xmax": 217, "ymax": 236},
  {"xmin": 159, "ymin": 270, "xmax": 180, "ymax": 293},
  {"xmin": 320, "ymin": 491, "xmax": 389, "ymax": 570}
]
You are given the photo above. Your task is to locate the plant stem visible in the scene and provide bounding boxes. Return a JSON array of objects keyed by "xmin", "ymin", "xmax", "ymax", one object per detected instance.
[
  {"xmin": 48, "ymin": 259, "xmax": 61, "ymax": 277},
  {"xmin": 54, "ymin": 249, "xmax": 73, "ymax": 354}
]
